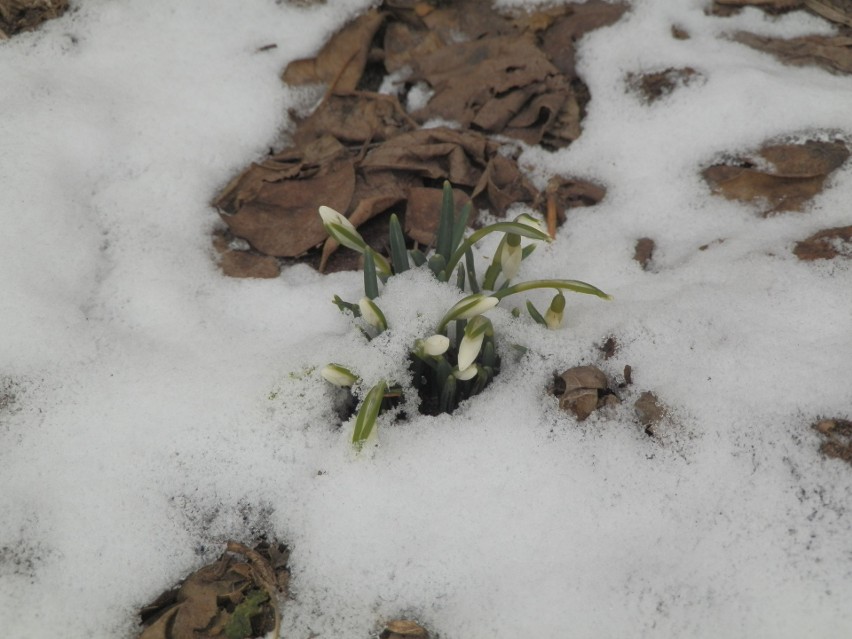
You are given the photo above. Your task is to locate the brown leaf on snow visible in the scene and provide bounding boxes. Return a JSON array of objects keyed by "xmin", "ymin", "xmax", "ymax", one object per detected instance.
[
  {"xmin": 292, "ymin": 92, "xmax": 417, "ymax": 147},
  {"xmin": 282, "ymin": 10, "xmax": 385, "ymax": 91},
  {"xmin": 541, "ymin": 175, "xmax": 607, "ymax": 226},
  {"xmin": 793, "ymin": 225, "xmax": 852, "ymax": 259},
  {"xmin": 404, "ymin": 186, "xmax": 472, "ymax": 246},
  {"xmin": 538, "ymin": 1, "xmax": 630, "ymax": 79},
  {"xmin": 626, "ymin": 67, "xmax": 700, "ymax": 103},
  {"xmin": 138, "ymin": 541, "xmax": 290, "ymax": 639},
  {"xmin": 813, "ymin": 418, "xmax": 852, "ymax": 466},
  {"xmin": 703, "ymin": 139, "xmax": 849, "ymax": 214},
  {"xmin": 214, "ymin": 136, "xmax": 356, "ymax": 257},
  {"xmin": 0, "ymin": 0, "xmax": 68, "ymax": 37},
  {"xmin": 734, "ymin": 31, "xmax": 852, "ymax": 74},
  {"xmin": 408, "ymin": 34, "xmax": 577, "ymax": 147}
]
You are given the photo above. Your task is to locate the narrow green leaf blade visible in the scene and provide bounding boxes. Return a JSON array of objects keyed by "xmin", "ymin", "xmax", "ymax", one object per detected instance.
[
  {"xmin": 388, "ymin": 213, "xmax": 410, "ymax": 274},
  {"xmin": 363, "ymin": 250, "xmax": 379, "ymax": 300},
  {"xmin": 436, "ymin": 181, "xmax": 455, "ymax": 261},
  {"xmin": 352, "ymin": 380, "xmax": 388, "ymax": 447}
]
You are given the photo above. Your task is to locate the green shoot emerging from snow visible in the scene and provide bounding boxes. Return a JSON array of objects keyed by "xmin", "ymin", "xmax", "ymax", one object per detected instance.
[{"xmin": 318, "ymin": 181, "xmax": 610, "ymax": 449}]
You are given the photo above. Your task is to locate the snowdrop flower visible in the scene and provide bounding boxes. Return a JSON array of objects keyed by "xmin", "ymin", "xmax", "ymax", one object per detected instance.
[
  {"xmin": 358, "ymin": 296, "xmax": 388, "ymax": 331},
  {"xmin": 544, "ymin": 292, "xmax": 566, "ymax": 330},
  {"xmin": 417, "ymin": 334, "xmax": 450, "ymax": 357},
  {"xmin": 514, "ymin": 213, "xmax": 545, "ymax": 233},
  {"xmin": 321, "ymin": 363, "xmax": 358, "ymax": 387},
  {"xmin": 499, "ymin": 233, "xmax": 522, "ymax": 280},
  {"xmin": 437, "ymin": 293, "xmax": 499, "ymax": 330},
  {"xmin": 454, "ymin": 364, "xmax": 478, "ymax": 381},
  {"xmin": 318, "ymin": 205, "xmax": 366, "ymax": 253},
  {"xmin": 457, "ymin": 316, "xmax": 492, "ymax": 370}
]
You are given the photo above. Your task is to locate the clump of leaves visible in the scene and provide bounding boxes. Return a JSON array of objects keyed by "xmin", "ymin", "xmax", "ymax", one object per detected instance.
[
  {"xmin": 320, "ymin": 181, "xmax": 610, "ymax": 449},
  {"xmin": 138, "ymin": 541, "xmax": 289, "ymax": 639}
]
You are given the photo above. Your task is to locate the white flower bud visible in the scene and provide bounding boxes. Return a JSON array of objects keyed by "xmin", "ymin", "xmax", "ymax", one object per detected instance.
[
  {"xmin": 499, "ymin": 234, "xmax": 522, "ymax": 280},
  {"xmin": 321, "ymin": 363, "xmax": 357, "ymax": 387},
  {"xmin": 454, "ymin": 364, "xmax": 478, "ymax": 381},
  {"xmin": 420, "ymin": 334, "xmax": 450, "ymax": 357},
  {"xmin": 359, "ymin": 297, "xmax": 388, "ymax": 330}
]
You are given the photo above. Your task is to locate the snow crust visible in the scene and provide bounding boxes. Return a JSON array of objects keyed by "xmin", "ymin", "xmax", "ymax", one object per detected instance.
[{"xmin": 1, "ymin": 0, "xmax": 851, "ymax": 637}]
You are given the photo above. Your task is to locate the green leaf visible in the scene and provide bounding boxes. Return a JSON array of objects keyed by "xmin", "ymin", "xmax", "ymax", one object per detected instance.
[
  {"xmin": 388, "ymin": 214, "xmax": 410, "ymax": 274},
  {"xmin": 464, "ymin": 248, "xmax": 480, "ymax": 293},
  {"xmin": 436, "ymin": 181, "xmax": 455, "ymax": 261},
  {"xmin": 451, "ymin": 201, "xmax": 472, "ymax": 254},
  {"xmin": 363, "ymin": 250, "xmax": 379, "ymax": 300},
  {"xmin": 409, "ymin": 248, "xmax": 427, "ymax": 267},
  {"xmin": 456, "ymin": 263, "xmax": 465, "ymax": 291},
  {"xmin": 332, "ymin": 295, "xmax": 361, "ymax": 317},
  {"xmin": 526, "ymin": 300, "xmax": 547, "ymax": 325},
  {"xmin": 224, "ymin": 589, "xmax": 269, "ymax": 639},
  {"xmin": 439, "ymin": 374, "xmax": 457, "ymax": 413},
  {"xmin": 445, "ymin": 221, "xmax": 552, "ymax": 276},
  {"xmin": 428, "ymin": 254, "xmax": 447, "ymax": 279},
  {"xmin": 493, "ymin": 279, "xmax": 611, "ymax": 301},
  {"xmin": 352, "ymin": 380, "xmax": 388, "ymax": 448}
]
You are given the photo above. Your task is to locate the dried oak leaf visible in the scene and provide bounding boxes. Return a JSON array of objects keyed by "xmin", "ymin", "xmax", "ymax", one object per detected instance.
[
  {"xmin": 214, "ymin": 135, "xmax": 356, "ymax": 257},
  {"xmin": 554, "ymin": 365, "xmax": 613, "ymax": 421},
  {"xmin": 703, "ymin": 139, "xmax": 849, "ymax": 214},
  {"xmin": 633, "ymin": 237, "xmax": 655, "ymax": 270},
  {"xmin": 291, "ymin": 91, "xmax": 417, "ymax": 147},
  {"xmin": 734, "ymin": 31, "xmax": 852, "ymax": 74},
  {"xmin": 0, "ymin": 0, "xmax": 68, "ymax": 37},
  {"xmin": 213, "ymin": 231, "xmax": 281, "ymax": 279},
  {"xmin": 813, "ymin": 418, "xmax": 852, "ymax": 465},
  {"xmin": 714, "ymin": 0, "xmax": 802, "ymax": 8},
  {"xmin": 381, "ymin": 619, "xmax": 430, "ymax": 639},
  {"xmin": 538, "ymin": 1, "xmax": 630, "ymax": 80},
  {"xmin": 805, "ymin": 0, "xmax": 852, "ymax": 27},
  {"xmin": 408, "ymin": 33, "xmax": 575, "ymax": 147},
  {"xmin": 404, "ymin": 186, "xmax": 472, "ymax": 246},
  {"xmin": 793, "ymin": 225, "xmax": 852, "ymax": 259},
  {"xmin": 282, "ymin": 10, "xmax": 385, "ymax": 91},
  {"xmin": 138, "ymin": 541, "xmax": 289, "ymax": 639},
  {"xmin": 541, "ymin": 175, "xmax": 606, "ymax": 226},
  {"xmin": 626, "ymin": 67, "xmax": 699, "ymax": 103}
]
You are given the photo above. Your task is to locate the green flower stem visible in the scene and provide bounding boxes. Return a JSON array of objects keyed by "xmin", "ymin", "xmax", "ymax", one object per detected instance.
[
  {"xmin": 492, "ymin": 279, "xmax": 612, "ymax": 301},
  {"xmin": 444, "ymin": 221, "xmax": 551, "ymax": 277}
]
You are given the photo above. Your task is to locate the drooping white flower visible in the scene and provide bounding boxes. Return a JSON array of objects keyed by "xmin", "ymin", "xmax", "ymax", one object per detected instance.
[
  {"xmin": 437, "ymin": 293, "xmax": 499, "ymax": 330},
  {"xmin": 499, "ymin": 233, "xmax": 522, "ymax": 280},
  {"xmin": 454, "ymin": 364, "xmax": 478, "ymax": 381},
  {"xmin": 457, "ymin": 316, "xmax": 491, "ymax": 370},
  {"xmin": 419, "ymin": 334, "xmax": 450, "ymax": 357}
]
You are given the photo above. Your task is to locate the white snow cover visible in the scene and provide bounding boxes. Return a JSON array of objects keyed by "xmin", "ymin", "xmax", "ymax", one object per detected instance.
[{"xmin": 1, "ymin": 0, "xmax": 851, "ymax": 637}]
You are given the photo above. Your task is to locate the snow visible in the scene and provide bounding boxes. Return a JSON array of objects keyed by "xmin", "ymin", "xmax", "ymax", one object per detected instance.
[{"xmin": 1, "ymin": 0, "xmax": 851, "ymax": 637}]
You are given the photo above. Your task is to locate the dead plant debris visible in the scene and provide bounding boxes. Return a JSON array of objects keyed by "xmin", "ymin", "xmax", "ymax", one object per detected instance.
[
  {"xmin": 626, "ymin": 67, "xmax": 699, "ymax": 103},
  {"xmin": 215, "ymin": 0, "xmax": 624, "ymax": 275},
  {"xmin": 138, "ymin": 540, "xmax": 290, "ymax": 639},
  {"xmin": 0, "ymin": 0, "xmax": 67, "ymax": 38},
  {"xmin": 633, "ymin": 237, "xmax": 655, "ymax": 270},
  {"xmin": 793, "ymin": 225, "xmax": 852, "ymax": 259},
  {"xmin": 381, "ymin": 619, "xmax": 430, "ymax": 639},
  {"xmin": 703, "ymin": 138, "xmax": 849, "ymax": 215},
  {"xmin": 813, "ymin": 418, "xmax": 852, "ymax": 466},
  {"xmin": 735, "ymin": 31, "xmax": 852, "ymax": 75}
]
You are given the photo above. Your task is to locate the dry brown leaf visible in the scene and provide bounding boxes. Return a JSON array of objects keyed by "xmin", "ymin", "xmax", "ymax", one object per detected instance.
[
  {"xmin": 626, "ymin": 67, "xmax": 699, "ymax": 103},
  {"xmin": 813, "ymin": 418, "xmax": 852, "ymax": 465},
  {"xmin": 634, "ymin": 237, "xmax": 655, "ymax": 270},
  {"xmin": 138, "ymin": 542, "xmax": 289, "ymax": 639},
  {"xmin": 715, "ymin": 0, "xmax": 802, "ymax": 7},
  {"xmin": 282, "ymin": 10, "xmax": 385, "ymax": 91},
  {"xmin": 539, "ymin": 1, "xmax": 630, "ymax": 79},
  {"xmin": 806, "ymin": 0, "xmax": 852, "ymax": 27},
  {"xmin": 541, "ymin": 175, "xmax": 607, "ymax": 226},
  {"xmin": 292, "ymin": 92, "xmax": 417, "ymax": 147},
  {"xmin": 735, "ymin": 31, "xmax": 852, "ymax": 74},
  {"xmin": 703, "ymin": 139, "xmax": 849, "ymax": 214},
  {"xmin": 213, "ymin": 231, "xmax": 281, "ymax": 279},
  {"xmin": 404, "ymin": 186, "xmax": 472, "ymax": 246},
  {"xmin": 793, "ymin": 225, "xmax": 852, "ymax": 259},
  {"xmin": 409, "ymin": 34, "xmax": 572, "ymax": 146},
  {"xmin": 0, "ymin": 0, "xmax": 67, "ymax": 36},
  {"xmin": 215, "ymin": 136, "xmax": 356, "ymax": 257}
]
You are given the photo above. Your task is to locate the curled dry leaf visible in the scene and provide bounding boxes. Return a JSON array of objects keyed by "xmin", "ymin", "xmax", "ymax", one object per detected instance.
[
  {"xmin": 541, "ymin": 175, "xmax": 607, "ymax": 227},
  {"xmin": 633, "ymin": 237, "xmax": 655, "ymax": 270},
  {"xmin": 813, "ymin": 418, "xmax": 852, "ymax": 466},
  {"xmin": 793, "ymin": 225, "xmax": 852, "ymax": 260},
  {"xmin": 138, "ymin": 540, "xmax": 290, "ymax": 639},
  {"xmin": 282, "ymin": 10, "xmax": 385, "ymax": 92},
  {"xmin": 626, "ymin": 67, "xmax": 699, "ymax": 103},
  {"xmin": 734, "ymin": 31, "xmax": 852, "ymax": 75},
  {"xmin": 554, "ymin": 365, "xmax": 614, "ymax": 421},
  {"xmin": 0, "ymin": 0, "xmax": 68, "ymax": 37},
  {"xmin": 806, "ymin": 0, "xmax": 852, "ymax": 27},
  {"xmin": 214, "ymin": 135, "xmax": 356, "ymax": 257},
  {"xmin": 381, "ymin": 619, "xmax": 430, "ymax": 639},
  {"xmin": 634, "ymin": 391, "xmax": 667, "ymax": 437},
  {"xmin": 703, "ymin": 138, "xmax": 849, "ymax": 214}
]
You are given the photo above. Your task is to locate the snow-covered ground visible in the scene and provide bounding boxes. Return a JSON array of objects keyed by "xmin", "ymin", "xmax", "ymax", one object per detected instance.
[{"xmin": 1, "ymin": 1, "xmax": 851, "ymax": 637}]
